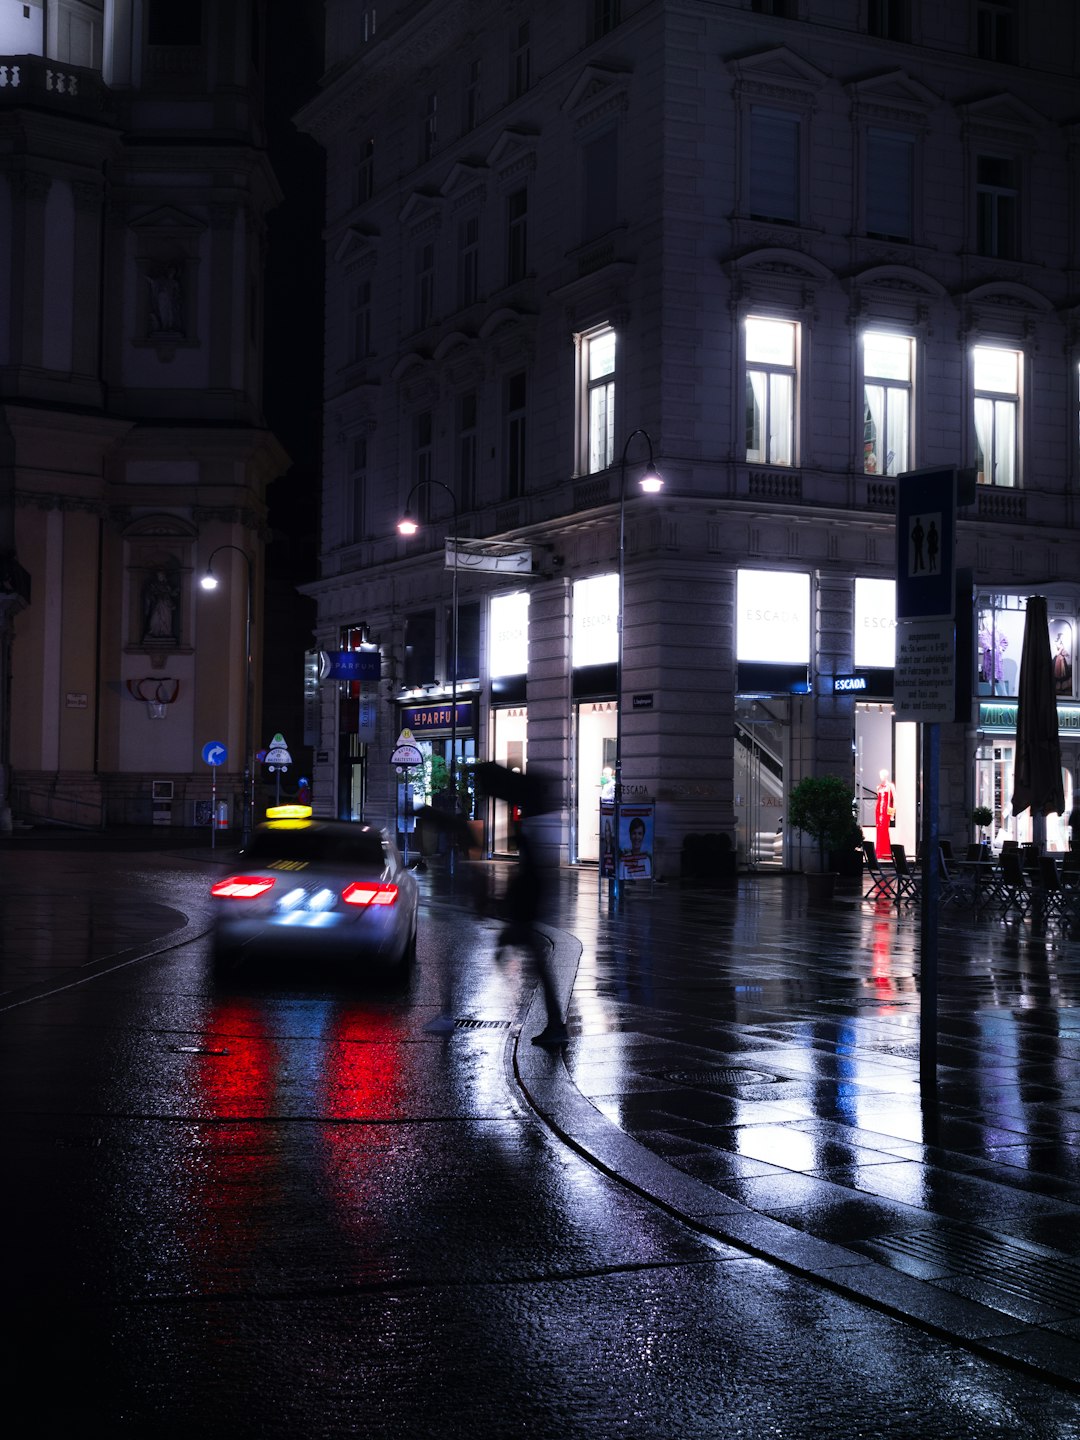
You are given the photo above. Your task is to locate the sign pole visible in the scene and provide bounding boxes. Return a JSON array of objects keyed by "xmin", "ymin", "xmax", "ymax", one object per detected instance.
[{"xmin": 919, "ymin": 722, "xmax": 940, "ymax": 1089}]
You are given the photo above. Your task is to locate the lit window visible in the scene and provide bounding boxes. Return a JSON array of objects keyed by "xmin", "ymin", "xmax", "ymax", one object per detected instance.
[
  {"xmin": 745, "ymin": 317, "xmax": 797, "ymax": 466},
  {"xmin": 973, "ymin": 346, "xmax": 1020, "ymax": 487},
  {"xmin": 862, "ymin": 332, "xmax": 913, "ymax": 476},
  {"xmin": 580, "ymin": 327, "xmax": 616, "ymax": 475}
]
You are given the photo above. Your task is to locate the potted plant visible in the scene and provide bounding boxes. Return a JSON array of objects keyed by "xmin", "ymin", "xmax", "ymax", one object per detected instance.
[
  {"xmin": 788, "ymin": 774, "xmax": 857, "ymax": 902},
  {"xmin": 830, "ymin": 816, "xmax": 867, "ymax": 884},
  {"xmin": 972, "ymin": 805, "xmax": 992, "ymax": 843}
]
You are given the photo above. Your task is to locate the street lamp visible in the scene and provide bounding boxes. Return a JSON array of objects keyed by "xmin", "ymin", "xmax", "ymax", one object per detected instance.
[
  {"xmin": 200, "ymin": 545, "xmax": 255, "ymax": 848},
  {"xmin": 611, "ymin": 429, "xmax": 664, "ymax": 909},
  {"xmin": 398, "ymin": 479, "xmax": 461, "ymax": 875}
]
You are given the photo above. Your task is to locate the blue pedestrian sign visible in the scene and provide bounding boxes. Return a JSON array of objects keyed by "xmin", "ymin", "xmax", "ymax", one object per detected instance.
[{"xmin": 202, "ymin": 741, "xmax": 227, "ymax": 767}]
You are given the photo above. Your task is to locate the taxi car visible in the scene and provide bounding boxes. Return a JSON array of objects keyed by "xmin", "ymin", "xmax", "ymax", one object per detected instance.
[{"xmin": 210, "ymin": 807, "xmax": 419, "ymax": 974}]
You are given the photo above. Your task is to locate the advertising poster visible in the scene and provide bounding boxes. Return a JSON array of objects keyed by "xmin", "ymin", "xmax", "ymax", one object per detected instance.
[{"xmin": 600, "ymin": 800, "xmax": 655, "ymax": 880}]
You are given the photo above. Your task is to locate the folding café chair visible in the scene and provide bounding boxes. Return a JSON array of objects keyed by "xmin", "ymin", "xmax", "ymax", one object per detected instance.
[
  {"xmin": 890, "ymin": 844, "xmax": 920, "ymax": 905},
  {"xmin": 998, "ymin": 848, "xmax": 1031, "ymax": 918},
  {"xmin": 937, "ymin": 847, "xmax": 972, "ymax": 908},
  {"xmin": 1038, "ymin": 857, "xmax": 1073, "ymax": 925},
  {"xmin": 862, "ymin": 840, "xmax": 896, "ymax": 902}
]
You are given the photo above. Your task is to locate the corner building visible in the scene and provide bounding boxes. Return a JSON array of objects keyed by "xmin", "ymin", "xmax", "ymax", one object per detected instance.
[{"xmin": 299, "ymin": 0, "xmax": 1080, "ymax": 875}]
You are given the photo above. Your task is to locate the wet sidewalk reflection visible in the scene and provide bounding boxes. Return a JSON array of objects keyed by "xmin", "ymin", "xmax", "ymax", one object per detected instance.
[{"xmin": 545, "ymin": 871, "xmax": 1080, "ymax": 1366}]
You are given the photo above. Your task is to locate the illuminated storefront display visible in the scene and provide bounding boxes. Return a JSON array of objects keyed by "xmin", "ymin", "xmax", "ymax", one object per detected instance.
[{"xmin": 489, "ymin": 592, "xmax": 530, "ymax": 854}]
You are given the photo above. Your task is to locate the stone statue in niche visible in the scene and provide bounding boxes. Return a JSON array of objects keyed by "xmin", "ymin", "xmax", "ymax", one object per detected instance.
[
  {"xmin": 143, "ymin": 568, "xmax": 179, "ymax": 642},
  {"xmin": 146, "ymin": 263, "xmax": 184, "ymax": 337}
]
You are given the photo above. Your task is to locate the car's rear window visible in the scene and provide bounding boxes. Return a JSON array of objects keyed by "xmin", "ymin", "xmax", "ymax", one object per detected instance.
[{"xmin": 246, "ymin": 827, "xmax": 388, "ymax": 868}]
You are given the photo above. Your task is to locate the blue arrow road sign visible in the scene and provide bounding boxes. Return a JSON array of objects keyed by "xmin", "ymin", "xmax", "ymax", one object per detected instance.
[{"xmin": 202, "ymin": 741, "xmax": 227, "ymax": 766}]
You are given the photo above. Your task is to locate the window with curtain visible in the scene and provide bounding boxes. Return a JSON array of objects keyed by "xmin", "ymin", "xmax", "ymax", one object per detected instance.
[
  {"xmin": 745, "ymin": 317, "xmax": 797, "ymax": 466},
  {"xmin": 862, "ymin": 332, "xmax": 912, "ymax": 476},
  {"xmin": 973, "ymin": 346, "xmax": 1020, "ymax": 487},
  {"xmin": 581, "ymin": 326, "xmax": 616, "ymax": 474}
]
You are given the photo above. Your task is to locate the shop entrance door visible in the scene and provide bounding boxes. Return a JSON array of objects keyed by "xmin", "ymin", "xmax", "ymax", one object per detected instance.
[{"xmin": 734, "ymin": 697, "xmax": 787, "ymax": 868}]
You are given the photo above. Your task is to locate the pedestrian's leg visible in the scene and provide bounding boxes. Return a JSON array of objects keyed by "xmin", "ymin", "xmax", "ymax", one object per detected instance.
[{"xmin": 529, "ymin": 931, "xmax": 568, "ymax": 1048}]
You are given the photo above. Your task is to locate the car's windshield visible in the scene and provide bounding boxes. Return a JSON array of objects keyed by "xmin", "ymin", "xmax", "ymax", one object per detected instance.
[{"xmin": 246, "ymin": 827, "xmax": 388, "ymax": 868}]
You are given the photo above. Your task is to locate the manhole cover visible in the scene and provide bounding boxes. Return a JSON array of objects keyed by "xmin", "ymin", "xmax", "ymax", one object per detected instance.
[{"xmin": 658, "ymin": 1067, "xmax": 778, "ymax": 1087}]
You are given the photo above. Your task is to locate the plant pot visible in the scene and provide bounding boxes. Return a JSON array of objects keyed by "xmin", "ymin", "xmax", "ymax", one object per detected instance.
[{"xmin": 805, "ymin": 871, "xmax": 838, "ymax": 905}]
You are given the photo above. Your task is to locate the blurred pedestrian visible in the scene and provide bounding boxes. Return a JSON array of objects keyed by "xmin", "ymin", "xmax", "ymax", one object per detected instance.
[{"xmin": 480, "ymin": 764, "xmax": 567, "ymax": 1049}]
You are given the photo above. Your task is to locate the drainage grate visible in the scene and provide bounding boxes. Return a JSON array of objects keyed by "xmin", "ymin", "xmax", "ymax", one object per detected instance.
[
  {"xmin": 657, "ymin": 1067, "xmax": 779, "ymax": 1088},
  {"xmin": 455, "ymin": 1018, "xmax": 512, "ymax": 1030},
  {"xmin": 866, "ymin": 1230, "xmax": 1080, "ymax": 1311}
]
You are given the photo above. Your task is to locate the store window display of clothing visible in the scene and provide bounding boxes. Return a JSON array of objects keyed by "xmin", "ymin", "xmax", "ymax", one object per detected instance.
[{"xmin": 875, "ymin": 770, "xmax": 896, "ymax": 859}]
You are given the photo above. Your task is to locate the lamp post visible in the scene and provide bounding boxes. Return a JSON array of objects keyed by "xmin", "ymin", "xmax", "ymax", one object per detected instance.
[
  {"xmin": 200, "ymin": 545, "xmax": 255, "ymax": 848},
  {"xmin": 611, "ymin": 429, "xmax": 664, "ymax": 909},
  {"xmin": 398, "ymin": 478, "xmax": 461, "ymax": 876}
]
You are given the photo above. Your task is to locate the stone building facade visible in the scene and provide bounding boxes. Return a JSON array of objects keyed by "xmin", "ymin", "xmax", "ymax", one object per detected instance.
[
  {"xmin": 299, "ymin": 0, "xmax": 1080, "ymax": 876},
  {"xmin": 0, "ymin": 0, "xmax": 287, "ymax": 831}
]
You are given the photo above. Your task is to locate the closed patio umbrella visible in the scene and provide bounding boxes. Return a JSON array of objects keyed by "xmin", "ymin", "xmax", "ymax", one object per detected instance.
[{"xmin": 1011, "ymin": 595, "xmax": 1064, "ymax": 823}]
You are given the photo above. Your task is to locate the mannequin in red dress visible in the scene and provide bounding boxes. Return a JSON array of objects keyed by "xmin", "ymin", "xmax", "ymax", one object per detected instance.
[{"xmin": 875, "ymin": 769, "xmax": 896, "ymax": 859}]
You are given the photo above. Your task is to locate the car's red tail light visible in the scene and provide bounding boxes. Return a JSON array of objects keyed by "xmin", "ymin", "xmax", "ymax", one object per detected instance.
[
  {"xmin": 342, "ymin": 882, "xmax": 398, "ymax": 907},
  {"xmin": 211, "ymin": 876, "xmax": 276, "ymax": 899}
]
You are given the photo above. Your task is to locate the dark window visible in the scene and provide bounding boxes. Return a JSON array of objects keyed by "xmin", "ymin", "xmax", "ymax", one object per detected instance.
[
  {"xmin": 148, "ymin": 0, "xmax": 202, "ymax": 45},
  {"xmin": 357, "ymin": 140, "xmax": 375, "ymax": 204},
  {"xmin": 867, "ymin": 0, "xmax": 909, "ymax": 41},
  {"xmin": 977, "ymin": 2, "xmax": 1016, "ymax": 62},
  {"xmin": 458, "ymin": 215, "xmax": 479, "ymax": 308},
  {"xmin": 582, "ymin": 129, "xmax": 617, "ymax": 242},
  {"xmin": 404, "ymin": 610, "xmax": 437, "ymax": 687},
  {"xmin": 422, "ymin": 92, "xmax": 437, "ymax": 162},
  {"xmin": 866, "ymin": 130, "xmax": 914, "ymax": 241},
  {"xmin": 463, "ymin": 58, "xmax": 481, "ymax": 132},
  {"xmin": 415, "ymin": 243, "xmax": 435, "ymax": 329},
  {"xmin": 749, "ymin": 107, "xmax": 800, "ymax": 224},
  {"xmin": 507, "ymin": 188, "xmax": 528, "ymax": 283},
  {"xmin": 414, "ymin": 412, "xmax": 433, "ymax": 519},
  {"xmin": 591, "ymin": 0, "xmax": 621, "ymax": 40},
  {"xmin": 456, "ymin": 391, "xmax": 478, "ymax": 511},
  {"xmin": 751, "ymin": 0, "xmax": 794, "ymax": 15},
  {"xmin": 510, "ymin": 21, "xmax": 530, "ymax": 100},
  {"xmin": 450, "ymin": 601, "xmax": 481, "ymax": 683},
  {"xmin": 506, "ymin": 371, "xmax": 526, "ymax": 498},
  {"xmin": 976, "ymin": 155, "xmax": 1018, "ymax": 259},
  {"xmin": 346, "ymin": 436, "xmax": 367, "ymax": 544}
]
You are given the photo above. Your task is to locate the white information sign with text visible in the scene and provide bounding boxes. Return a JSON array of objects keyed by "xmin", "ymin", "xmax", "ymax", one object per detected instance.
[{"xmin": 894, "ymin": 619, "xmax": 955, "ymax": 722}]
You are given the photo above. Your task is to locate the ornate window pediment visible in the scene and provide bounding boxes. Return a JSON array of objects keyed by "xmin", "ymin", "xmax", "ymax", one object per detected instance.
[
  {"xmin": 730, "ymin": 46, "xmax": 827, "ymax": 105},
  {"xmin": 485, "ymin": 129, "xmax": 538, "ymax": 187},
  {"xmin": 440, "ymin": 163, "xmax": 487, "ymax": 213},
  {"xmin": 960, "ymin": 92, "xmax": 1044, "ymax": 144},
  {"xmin": 333, "ymin": 225, "xmax": 379, "ymax": 269},
  {"xmin": 847, "ymin": 69, "xmax": 937, "ymax": 126},
  {"xmin": 397, "ymin": 191, "xmax": 442, "ymax": 235},
  {"xmin": 561, "ymin": 64, "xmax": 629, "ymax": 134}
]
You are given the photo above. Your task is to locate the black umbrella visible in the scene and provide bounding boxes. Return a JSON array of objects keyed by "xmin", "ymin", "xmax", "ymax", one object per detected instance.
[
  {"xmin": 472, "ymin": 762, "xmax": 555, "ymax": 814},
  {"xmin": 1011, "ymin": 595, "xmax": 1064, "ymax": 821}
]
